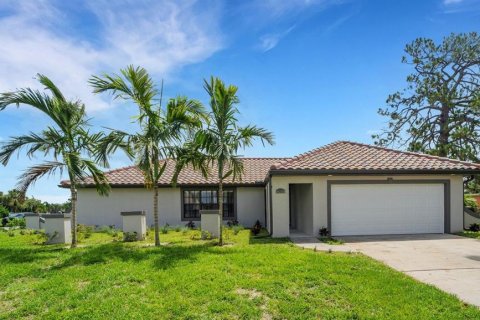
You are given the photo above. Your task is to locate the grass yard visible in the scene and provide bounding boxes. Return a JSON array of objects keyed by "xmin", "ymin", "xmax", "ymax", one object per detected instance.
[
  {"xmin": 1, "ymin": 228, "xmax": 479, "ymax": 319},
  {"xmin": 457, "ymin": 231, "xmax": 480, "ymax": 240}
]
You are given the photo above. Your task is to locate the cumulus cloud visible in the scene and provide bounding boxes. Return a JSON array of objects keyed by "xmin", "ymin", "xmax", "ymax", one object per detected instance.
[{"xmin": 0, "ymin": 0, "xmax": 223, "ymax": 112}]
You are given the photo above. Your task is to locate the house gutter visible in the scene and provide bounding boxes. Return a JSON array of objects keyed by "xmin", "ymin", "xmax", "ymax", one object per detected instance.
[{"xmin": 268, "ymin": 169, "xmax": 480, "ymax": 176}]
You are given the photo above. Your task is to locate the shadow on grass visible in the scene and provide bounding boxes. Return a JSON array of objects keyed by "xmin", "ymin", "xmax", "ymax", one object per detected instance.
[
  {"xmin": 0, "ymin": 246, "xmax": 65, "ymax": 264},
  {"xmin": 248, "ymin": 230, "xmax": 291, "ymax": 245},
  {"xmin": 50, "ymin": 241, "xmax": 232, "ymax": 271}
]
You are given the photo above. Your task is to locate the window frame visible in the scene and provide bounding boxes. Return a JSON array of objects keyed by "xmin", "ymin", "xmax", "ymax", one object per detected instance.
[{"xmin": 181, "ymin": 187, "xmax": 237, "ymax": 221}]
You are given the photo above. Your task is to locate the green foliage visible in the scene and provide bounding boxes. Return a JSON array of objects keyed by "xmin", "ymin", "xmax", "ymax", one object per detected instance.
[
  {"xmin": 160, "ymin": 225, "xmax": 169, "ymax": 234},
  {"xmin": 0, "ymin": 204, "xmax": 8, "ymax": 218},
  {"xmin": 123, "ymin": 232, "xmax": 138, "ymax": 242},
  {"xmin": 7, "ymin": 230, "xmax": 14, "ymax": 237},
  {"xmin": 173, "ymin": 77, "xmax": 274, "ymax": 245},
  {"xmin": 469, "ymin": 223, "xmax": 480, "ymax": 232},
  {"xmin": 374, "ymin": 32, "xmax": 480, "ymax": 161},
  {"xmin": 319, "ymin": 227, "xmax": 330, "ymax": 237},
  {"xmin": 251, "ymin": 220, "xmax": 262, "ymax": 236},
  {"xmin": 232, "ymin": 225, "xmax": 244, "ymax": 235},
  {"xmin": 7, "ymin": 218, "xmax": 26, "ymax": 228},
  {"xmin": 1, "ymin": 229, "xmax": 480, "ymax": 319},
  {"xmin": 200, "ymin": 230, "xmax": 212, "ymax": 240},
  {"xmin": 77, "ymin": 224, "xmax": 94, "ymax": 240},
  {"xmin": 90, "ymin": 66, "xmax": 204, "ymax": 246},
  {"xmin": 464, "ymin": 195, "xmax": 479, "ymax": 211}
]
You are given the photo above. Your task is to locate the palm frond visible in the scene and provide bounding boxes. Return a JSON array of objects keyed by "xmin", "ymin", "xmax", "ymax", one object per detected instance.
[
  {"xmin": 16, "ymin": 161, "xmax": 64, "ymax": 192},
  {"xmin": 0, "ymin": 132, "xmax": 58, "ymax": 165},
  {"xmin": 81, "ymin": 158, "xmax": 110, "ymax": 196}
]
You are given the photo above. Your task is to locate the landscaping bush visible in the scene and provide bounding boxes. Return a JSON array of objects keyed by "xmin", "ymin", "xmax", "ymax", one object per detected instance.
[
  {"xmin": 160, "ymin": 225, "xmax": 169, "ymax": 234},
  {"xmin": 226, "ymin": 220, "xmax": 239, "ymax": 227},
  {"xmin": 7, "ymin": 230, "xmax": 14, "ymax": 237},
  {"xmin": 201, "ymin": 230, "xmax": 212, "ymax": 240},
  {"xmin": 319, "ymin": 226, "xmax": 329, "ymax": 237},
  {"xmin": 464, "ymin": 195, "xmax": 479, "ymax": 211},
  {"xmin": 251, "ymin": 220, "xmax": 262, "ymax": 235},
  {"xmin": 7, "ymin": 218, "xmax": 26, "ymax": 228},
  {"xmin": 77, "ymin": 224, "xmax": 93, "ymax": 239},
  {"xmin": 469, "ymin": 223, "xmax": 480, "ymax": 232},
  {"xmin": 0, "ymin": 205, "xmax": 9, "ymax": 226},
  {"xmin": 123, "ymin": 232, "xmax": 138, "ymax": 242},
  {"xmin": 185, "ymin": 221, "xmax": 196, "ymax": 229},
  {"xmin": 232, "ymin": 225, "xmax": 244, "ymax": 235},
  {"xmin": 173, "ymin": 225, "xmax": 181, "ymax": 232}
]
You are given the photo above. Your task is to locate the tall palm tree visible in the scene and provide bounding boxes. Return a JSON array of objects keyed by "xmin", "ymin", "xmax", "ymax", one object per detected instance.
[
  {"xmin": 175, "ymin": 77, "xmax": 274, "ymax": 245},
  {"xmin": 0, "ymin": 74, "xmax": 110, "ymax": 247},
  {"xmin": 90, "ymin": 65, "xmax": 204, "ymax": 246}
]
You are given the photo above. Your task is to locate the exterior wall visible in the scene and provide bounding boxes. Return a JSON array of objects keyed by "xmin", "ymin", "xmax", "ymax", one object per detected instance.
[
  {"xmin": 77, "ymin": 188, "xmax": 181, "ymax": 228},
  {"xmin": 464, "ymin": 211, "xmax": 480, "ymax": 229},
  {"xmin": 236, "ymin": 187, "xmax": 265, "ymax": 227},
  {"xmin": 77, "ymin": 186, "xmax": 265, "ymax": 228},
  {"xmin": 270, "ymin": 174, "xmax": 465, "ymax": 237}
]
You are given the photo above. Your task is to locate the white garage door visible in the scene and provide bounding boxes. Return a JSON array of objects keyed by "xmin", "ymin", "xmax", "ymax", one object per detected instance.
[{"xmin": 331, "ymin": 183, "xmax": 445, "ymax": 236}]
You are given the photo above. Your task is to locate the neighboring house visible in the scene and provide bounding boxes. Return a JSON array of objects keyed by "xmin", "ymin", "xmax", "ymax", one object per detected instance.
[{"xmin": 60, "ymin": 141, "xmax": 480, "ymax": 237}]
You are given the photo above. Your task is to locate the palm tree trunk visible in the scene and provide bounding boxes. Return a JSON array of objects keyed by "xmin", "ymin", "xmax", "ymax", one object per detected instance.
[
  {"xmin": 70, "ymin": 186, "xmax": 77, "ymax": 248},
  {"xmin": 153, "ymin": 185, "xmax": 160, "ymax": 246},
  {"xmin": 218, "ymin": 178, "xmax": 223, "ymax": 246}
]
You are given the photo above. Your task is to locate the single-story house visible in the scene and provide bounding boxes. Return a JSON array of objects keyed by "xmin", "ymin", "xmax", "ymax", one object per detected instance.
[{"xmin": 60, "ymin": 141, "xmax": 480, "ymax": 237}]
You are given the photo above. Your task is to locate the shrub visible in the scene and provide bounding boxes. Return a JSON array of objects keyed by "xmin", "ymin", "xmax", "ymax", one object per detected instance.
[
  {"xmin": 185, "ymin": 221, "xmax": 196, "ymax": 229},
  {"xmin": 77, "ymin": 224, "xmax": 93, "ymax": 240},
  {"xmin": 160, "ymin": 225, "xmax": 169, "ymax": 234},
  {"xmin": 34, "ymin": 231, "xmax": 48, "ymax": 244},
  {"xmin": 7, "ymin": 230, "xmax": 14, "ymax": 237},
  {"xmin": 464, "ymin": 195, "xmax": 479, "ymax": 211},
  {"xmin": 189, "ymin": 230, "xmax": 201, "ymax": 240},
  {"xmin": 319, "ymin": 227, "xmax": 329, "ymax": 237},
  {"xmin": 469, "ymin": 223, "xmax": 480, "ymax": 232},
  {"xmin": 252, "ymin": 220, "xmax": 262, "ymax": 236},
  {"xmin": 232, "ymin": 225, "xmax": 244, "ymax": 235},
  {"xmin": 201, "ymin": 230, "xmax": 212, "ymax": 240},
  {"xmin": 227, "ymin": 220, "xmax": 239, "ymax": 227},
  {"xmin": 123, "ymin": 232, "xmax": 138, "ymax": 242},
  {"xmin": 181, "ymin": 227, "xmax": 189, "ymax": 235},
  {"xmin": 0, "ymin": 205, "xmax": 9, "ymax": 219},
  {"xmin": 7, "ymin": 218, "xmax": 26, "ymax": 228},
  {"xmin": 173, "ymin": 225, "xmax": 181, "ymax": 232}
]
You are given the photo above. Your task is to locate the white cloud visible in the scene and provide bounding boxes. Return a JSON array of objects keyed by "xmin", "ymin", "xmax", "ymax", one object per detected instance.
[
  {"xmin": 258, "ymin": 25, "xmax": 295, "ymax": 52},
  {"xmin": 0, "ymin": 0, "xmax": 223, "ymax": 112}
]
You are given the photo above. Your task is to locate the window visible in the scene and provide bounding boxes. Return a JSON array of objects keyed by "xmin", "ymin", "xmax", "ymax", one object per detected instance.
[{"xmin": 183, "ymin": 189, "xmax": 235, "ymax": 220}]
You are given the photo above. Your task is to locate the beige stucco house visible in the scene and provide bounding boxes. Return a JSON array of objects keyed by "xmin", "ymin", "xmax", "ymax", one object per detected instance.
[{"xmin": 61, "ymin": 141, "xmax": 480, "ymax": 237}]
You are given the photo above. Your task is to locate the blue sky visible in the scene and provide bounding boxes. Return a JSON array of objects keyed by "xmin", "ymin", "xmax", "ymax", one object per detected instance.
[{"xmin": 0, "ymin": 0, "xmax": 479, "ymax": 203}]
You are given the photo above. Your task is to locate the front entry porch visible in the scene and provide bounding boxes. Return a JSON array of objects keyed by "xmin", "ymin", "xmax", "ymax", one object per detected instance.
[{"xmin": 289, "ymin": 183, "xmax": 314, "ymax": 237}]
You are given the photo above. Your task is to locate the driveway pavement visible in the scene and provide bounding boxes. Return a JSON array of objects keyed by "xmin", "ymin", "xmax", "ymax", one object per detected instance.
[{"xmin": 338, "ymin": 234, "xmax": 480, "ymax": 307}]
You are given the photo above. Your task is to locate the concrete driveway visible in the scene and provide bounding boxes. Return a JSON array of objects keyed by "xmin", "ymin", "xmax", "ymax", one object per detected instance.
[{"xmin": 339, "ymin": 234, "xmax": 480, "ymax": 307}]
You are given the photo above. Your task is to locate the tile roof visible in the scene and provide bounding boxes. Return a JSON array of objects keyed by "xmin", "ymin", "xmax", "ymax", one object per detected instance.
[
  {"xmin": 271, "ymin": 141, "xmax": 480, "ymax": 173},
  {"xmin": 60, "ymin": 158, "xmax": 285, "ymax": 188},
  {"xmin": 60, "ymin": 141, "xmax": 480, "ymax": 188}
]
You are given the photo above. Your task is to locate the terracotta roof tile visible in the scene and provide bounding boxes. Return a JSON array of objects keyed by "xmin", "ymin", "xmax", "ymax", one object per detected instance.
[
  {"xmin": 60, "ymin": 158, "xmax": 285, "ymax": 188},
  {"xmin": 271, "ymin": 141, "xmax": 480, "ymax": 172},
  {"xmin": 60, "ymin": 141, "xmax": 480, "ymax": 188}
]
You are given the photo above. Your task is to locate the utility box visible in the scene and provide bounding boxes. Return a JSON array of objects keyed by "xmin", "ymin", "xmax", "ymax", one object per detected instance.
[
  {"xmin": 200, "ymin": 210, "xmax": 220, "ymax": 237},
  {"xmin": 24, "ymin": 213, "xmax": 41, "ymax": 230},
  {"xmin": 42, "ymin": 214, "xmax": 71, "ymax": 244},
  {"xmin": 120, "ymin": 211, "xmax": 147, "ymax": 240}
]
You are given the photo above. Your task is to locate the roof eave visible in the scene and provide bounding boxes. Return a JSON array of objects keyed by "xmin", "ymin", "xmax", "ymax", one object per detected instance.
[{"xmin": 269, "ymin": 168, "xmax": 480, "ymax": 176}]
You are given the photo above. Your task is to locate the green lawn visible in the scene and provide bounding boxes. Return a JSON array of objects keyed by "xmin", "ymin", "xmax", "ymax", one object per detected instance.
[
  {"xmin": 457, "ymin": 231, "xmax": 480, "ymax": 239},
  {"xmin": 1, "ymin": 228, "xmax": 479, "ymax": 319}
]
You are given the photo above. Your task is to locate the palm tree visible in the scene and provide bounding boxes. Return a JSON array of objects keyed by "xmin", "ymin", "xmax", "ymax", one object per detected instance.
[
  {"xmin": 90, "ymin": 65, "xmax": 204, "ymax": 246},
  {"xmin": 0, "ymin": 74, "xmax": 110, "ymax": 248},
  {"xmin": 175, "ymin": 77, "xmax": 274, "ymax": 245}
]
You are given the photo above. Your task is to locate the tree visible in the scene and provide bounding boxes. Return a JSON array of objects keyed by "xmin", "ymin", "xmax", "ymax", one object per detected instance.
[
  {"xmin": 174, "ymin": 77, "xmax": 274, "ymax": 245},
  {"xmin": 90, "ymin": 66, "xmax": 204, "ymax": 246},
  {"xmin": 0, "ymin": 75, "xmax": 109, "ymax": 247},
  {"xmin": 374, "ymin": 32, "xmax": 480, "ymax": 161}
]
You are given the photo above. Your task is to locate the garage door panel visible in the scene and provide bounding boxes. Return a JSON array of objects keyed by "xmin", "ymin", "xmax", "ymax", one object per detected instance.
[{"xmin": 331, "ymin": 184, "xmax": 444, "ymax": 236}]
